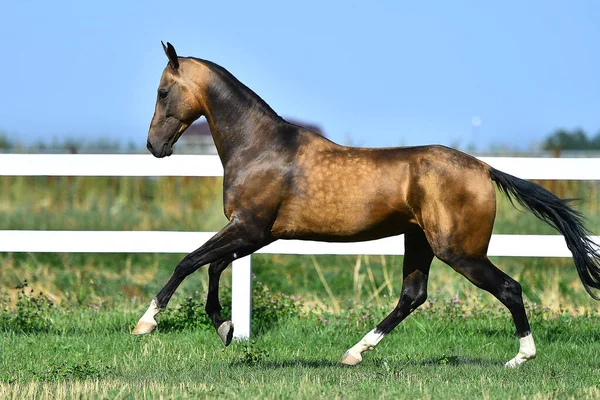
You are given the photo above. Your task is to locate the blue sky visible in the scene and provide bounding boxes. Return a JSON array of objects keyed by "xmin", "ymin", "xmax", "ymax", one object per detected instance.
[{"xmin": 1, "ymin": 1, "xmax": 599, "ymax": 151}]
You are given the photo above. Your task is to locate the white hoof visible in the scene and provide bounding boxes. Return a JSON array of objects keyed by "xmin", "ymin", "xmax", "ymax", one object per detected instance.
[
  {"xmin": 505, "ymin": 352, "xmax": 536, "ymax": 368},
  {"xmin": 340, "ymin": 329, "xmax": 386, "ymax": 366},
  {"xmin": 132, "ymin": 299, "xmax": 161, "ymax": 335},
  {"xmin": 217, "ymin": 321, "xmax": 234, "ymax": 346},
  {"xmin": 505, "ymin": 333, "xmax": 536, "ymax": 368},
  {"xmin": 132, "ymin": 320, "xmax": 157, "ymax": 335},
  {"xmin": 340, "ymin": 350, "xmax": 362, "ymax": 366}
]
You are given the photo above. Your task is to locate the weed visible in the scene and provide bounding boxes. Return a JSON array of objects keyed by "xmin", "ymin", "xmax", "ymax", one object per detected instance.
[
  {"xmin": 159, "ymin": 279, "xmax": 304, "ymax": 333},
  {"xmin": 241, "ymin": 340, "xmax": 269, "ymax": 365},
  {"xmin": 159, "ymin": 291, "xmax": 216, "ymax": 332},
  {"xmin": 0, "ymin": 282, "xmax": 55, "ymax": 333},
  {"xmin": 251, "ymin": 280, "xmax": 303, "ymax": 332},
  {"xmin": 31, "ymin": 361, "xmax": 114, "ymax": 382}
]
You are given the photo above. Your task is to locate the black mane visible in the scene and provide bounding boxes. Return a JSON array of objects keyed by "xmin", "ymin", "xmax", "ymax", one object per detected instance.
[{"xmin": 188, "ymin": 57, "xmax": 282, "ymax": 122}]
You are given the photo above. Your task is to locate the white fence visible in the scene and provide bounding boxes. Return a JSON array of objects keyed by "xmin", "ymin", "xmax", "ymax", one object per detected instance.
[{"xmin": 1, "ymin": 154, "xmax": 600, "ymax": 339}]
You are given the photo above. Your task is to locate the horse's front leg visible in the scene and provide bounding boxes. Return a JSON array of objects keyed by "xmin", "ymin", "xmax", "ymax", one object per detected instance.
[
  {"xmin": 205, "ymin": 258, "xmax": 234, "ymax": 345},
  {"xmin": 132, "ymin": 219, "xmax": 265, "ymax": 335}
]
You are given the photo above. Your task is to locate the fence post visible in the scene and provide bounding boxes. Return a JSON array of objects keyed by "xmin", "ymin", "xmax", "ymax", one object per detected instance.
[{"xmin": 231, "ymin": 255, "xmax": 252, "ymax": 339}]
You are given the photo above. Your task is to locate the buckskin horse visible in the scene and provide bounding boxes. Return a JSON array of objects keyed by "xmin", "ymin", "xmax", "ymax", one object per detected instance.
[{"xmin": 133, "ymin": 42, "xmax": 600, "ymax": 368}]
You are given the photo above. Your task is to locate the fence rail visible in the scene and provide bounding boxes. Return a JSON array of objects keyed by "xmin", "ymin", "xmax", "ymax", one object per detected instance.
[
  {"xmin": 1, "ymin": 154, "xmax": 599, "ymax": 339},
  {"xmin": 1, "ymin": 154, "xmax": 600, "ymax": 179},
  {"xmin": 0, "ymin": 230, "xmax": 596, "ymax": 258}
]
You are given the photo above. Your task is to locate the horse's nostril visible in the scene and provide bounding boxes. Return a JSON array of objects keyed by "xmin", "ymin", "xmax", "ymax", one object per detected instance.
[{"xmin": 146, "ymin": 140, "xmax": 153, "ymax": 152}]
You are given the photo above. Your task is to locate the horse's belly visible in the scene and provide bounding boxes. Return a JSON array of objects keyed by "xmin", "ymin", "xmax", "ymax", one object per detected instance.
[
  {"xmin": 272, "ymin": 220, "xmax": 412, "ymax": 242},
  {"xmin": 271, "ymin": 200, "xmax": 415, "ymax": 242}
]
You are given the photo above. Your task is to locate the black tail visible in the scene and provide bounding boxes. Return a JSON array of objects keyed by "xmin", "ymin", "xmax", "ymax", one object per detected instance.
[{"xmin": 490, "ymin": 167, "xmax": 600, "ymax": 300}]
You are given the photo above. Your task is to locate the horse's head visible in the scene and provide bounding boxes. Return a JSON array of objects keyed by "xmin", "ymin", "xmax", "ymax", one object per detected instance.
[{"xmin": 147, "ymin": 42, "xmax": 204, "ymax": 158}]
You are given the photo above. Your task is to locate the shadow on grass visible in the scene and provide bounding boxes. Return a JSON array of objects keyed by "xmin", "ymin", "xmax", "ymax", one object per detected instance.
[
  {"xmin": 228, "ymin": 354, "xmax": 501, "ymax": 369},
  {"xmin": 414, "ymin": 355, "xmax": 600, "ymax": 369},
  {"xmin": 229, "ymin": 358, "xmax": 340, "ymax": 368},
  {"xmin": 417, "ymin": 355, "xmax": 499, "ymax": 367}
]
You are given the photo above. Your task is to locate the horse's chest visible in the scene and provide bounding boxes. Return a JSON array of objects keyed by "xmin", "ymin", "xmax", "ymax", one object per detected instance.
[{"xmin": 222, "ymin": 173, "xmax": 286, "ymax": 222}]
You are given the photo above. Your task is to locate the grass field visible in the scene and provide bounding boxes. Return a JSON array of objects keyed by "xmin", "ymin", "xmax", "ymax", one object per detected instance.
[
  {"xmin": 0, "ymin": 176, "xmax": 599, "ymax": 234},
  {"xmin": 1, "ymin": 176, "xmax": 600, "ymax": 398},
  {"xmin": 1, "ymin": 298, "xmax": 600, "ymax": 399},
  {"xmin": 2, "ymin": 252, "xmax": 600, "ymax": 399}
]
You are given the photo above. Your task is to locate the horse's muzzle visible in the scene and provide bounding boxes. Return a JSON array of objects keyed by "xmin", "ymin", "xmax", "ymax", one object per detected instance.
[{"xmin": 146, "ymin": 140, "xmax": 173, "ymax": 158}]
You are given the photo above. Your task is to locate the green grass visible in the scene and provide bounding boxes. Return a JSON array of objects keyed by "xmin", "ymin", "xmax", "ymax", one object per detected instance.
[
  {"xmin": 0, "ymin": 176, "xmax": 599, "ymax": 234},
  {"xmin": 1, "ymin": 306, "xmax": 600, "ymax": 399},
  {"xmin": 1, "ymin": 257, "xmax": 600, "ymax": 399},
  {"xmin": 2, "ymin": 251, "xmax": 597, "ymax": 313},
  {"xmin": 1, "ymin": 176, "xmax": 600, "ymax": 398},
  {"xmin": 0, "ymin": 176, "xmax": 227, "ymax": 231}
]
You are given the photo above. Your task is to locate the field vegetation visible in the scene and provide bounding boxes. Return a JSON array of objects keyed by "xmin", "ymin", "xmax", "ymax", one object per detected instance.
[{"xmin": 1, "ymin": 176, "xmax": 600, "ymax": 398}]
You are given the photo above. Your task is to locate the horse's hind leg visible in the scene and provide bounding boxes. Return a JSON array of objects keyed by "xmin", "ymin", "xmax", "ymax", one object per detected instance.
[
  {"xmin": 438, "ymin": 252, "xmax": 536, "ymax": 367},
  {"xmin": 340, "ymin": 228, "xmax": 434, "ymax": 366}
]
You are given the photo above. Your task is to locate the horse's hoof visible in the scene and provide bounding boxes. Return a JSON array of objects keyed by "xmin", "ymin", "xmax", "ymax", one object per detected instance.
[
  {"xmin": 340, "ymin": 351, "xmax": 362, "ymax": 366},
  {"xmin": 505, "ymin": 357, "xmax": 525, "ymax": 368},
  {"xmin": 217, "ymin": 321, "xmax": 234, "ymax": 346},
  {"xmin": 505, "ymin": 354, "xmax": 534, "ymax": 368},
  {"xmin": 132, "ymin": 320, "xmax": 157, "ymax": 335}
]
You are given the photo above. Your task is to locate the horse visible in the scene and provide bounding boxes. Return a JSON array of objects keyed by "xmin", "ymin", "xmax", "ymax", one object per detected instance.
[{"xmin": 133, "ymin": 42, "xmax": 600, "ymax": 368}]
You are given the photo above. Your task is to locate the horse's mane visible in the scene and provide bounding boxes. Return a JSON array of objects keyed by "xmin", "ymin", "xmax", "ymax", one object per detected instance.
[{"xmin": 189, "ymin": 57, "xmax": 283, "ymax": 122}]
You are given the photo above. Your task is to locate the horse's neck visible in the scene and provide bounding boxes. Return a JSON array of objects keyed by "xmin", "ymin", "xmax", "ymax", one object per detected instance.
[
  {"xmin": 202, "ymin": 83, "xmax": 281, "ymax": 168},
  {"xmin": 204, "ymin": 108, "xmax": 277, "ymax": 166}
]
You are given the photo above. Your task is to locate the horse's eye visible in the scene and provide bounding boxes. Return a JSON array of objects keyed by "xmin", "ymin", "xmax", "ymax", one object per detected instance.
[{"xmin": 158, "ymin": 89, "xmax": 168, "ymax": 99}]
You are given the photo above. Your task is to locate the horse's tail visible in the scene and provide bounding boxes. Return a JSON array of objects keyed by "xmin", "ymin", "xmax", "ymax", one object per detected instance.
[{"xmin": 489, "ymin": 167, "xmax": 600, "ymax": 300}]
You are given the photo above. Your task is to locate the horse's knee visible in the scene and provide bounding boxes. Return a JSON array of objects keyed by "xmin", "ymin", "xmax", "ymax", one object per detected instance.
[
  {"xmin": 413, "ymin": 290, "xmax": 428, "ymax": 309},
  {"xmin": 498, "ymin": 278, "xmax": 523, "ymax": 308},
  {"xmin": 398, "ymin": 287, "xmax": 427, "ymax": 312},
  {"xmin": 408, "ymin": 290, "xmax": 427, "ymax": 311}
]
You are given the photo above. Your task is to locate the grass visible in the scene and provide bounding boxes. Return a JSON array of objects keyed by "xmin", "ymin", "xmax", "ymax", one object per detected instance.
[
  {"xmin": 1, "ymin": 252, "xmax": 598, "ymax": 314},
  {"xmin": 0, "ymin": 176, "xmax": 227, "ymax": 231},
  {"xmin": 1, "ymin": 301, "xmax": 600, "ymax": 399},
  {"xmin": 1, "ymin": 255, "xmax": 600, "ymax": 399},
  {"xmin": 0, "ymin": 176, "xmax": 598, "ymax": 234},
  {"xmin": 1, "ymin": 176, "xmax": 600, "ymax": 398}
]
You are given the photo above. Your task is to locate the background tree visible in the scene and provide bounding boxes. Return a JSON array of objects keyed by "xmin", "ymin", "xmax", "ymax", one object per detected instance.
[
  {"xmin": 0, "ymin": 132, "xmax": 14, "ymax": 151},
  {"xmin": 542, "ymin": 128, "xmax": 600, "ymax": 156}
]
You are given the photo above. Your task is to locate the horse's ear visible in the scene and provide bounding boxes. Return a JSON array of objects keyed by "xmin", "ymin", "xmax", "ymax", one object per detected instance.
[{"xmin": 161, "ymin": 41, "xmax": 180, "ymax": 70}]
